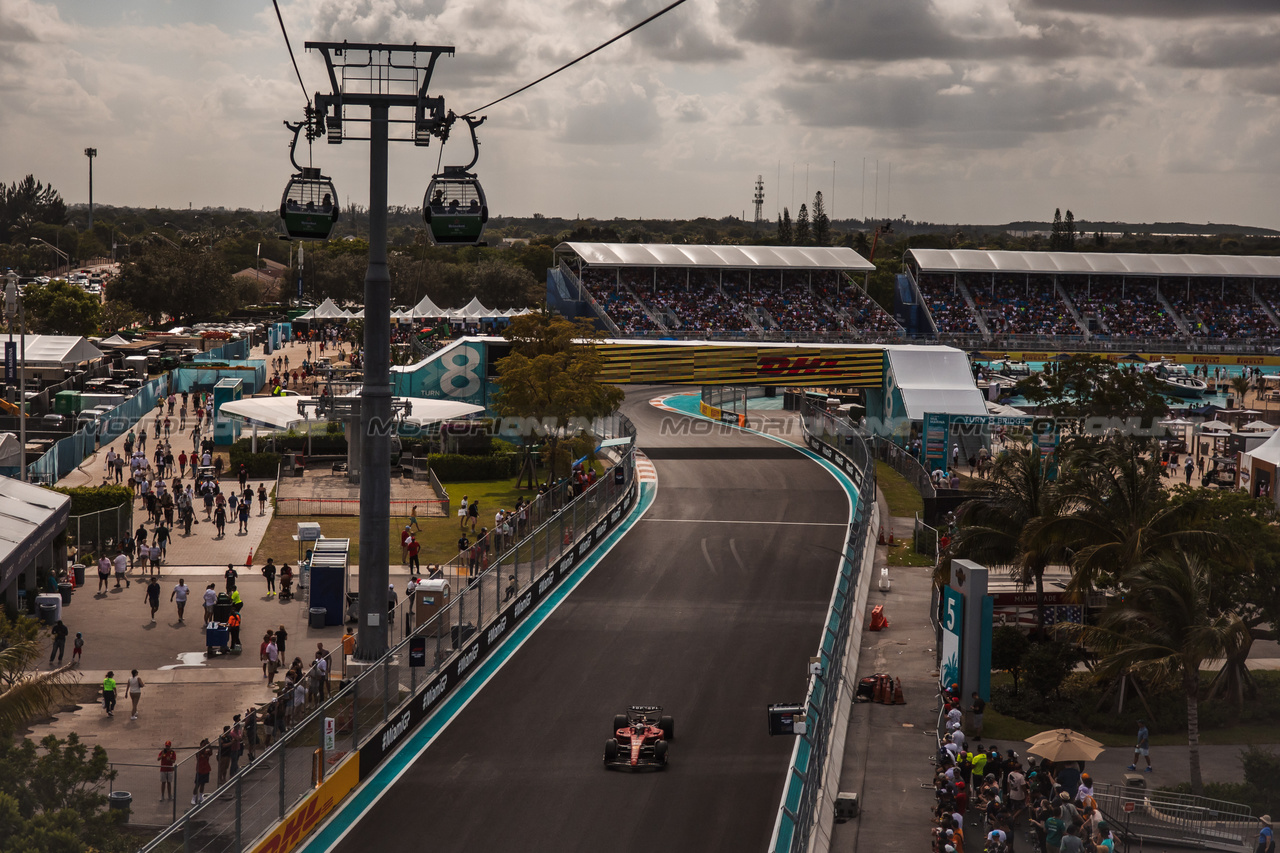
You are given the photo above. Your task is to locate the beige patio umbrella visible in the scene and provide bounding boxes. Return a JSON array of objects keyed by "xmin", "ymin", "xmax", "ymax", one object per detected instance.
[
  {"xmin": 1025, "ymin": 730, "xmax": 1106, "ymax": 762},
  {"xmin": 1026, "ymin": 728, "xmax": 1104, "ymax": 748}
]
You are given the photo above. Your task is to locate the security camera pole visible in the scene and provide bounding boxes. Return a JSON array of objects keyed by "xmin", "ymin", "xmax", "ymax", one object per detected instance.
[{"xmin": 305, "ymin": 42, "xmax": 454, "ymax": 660}]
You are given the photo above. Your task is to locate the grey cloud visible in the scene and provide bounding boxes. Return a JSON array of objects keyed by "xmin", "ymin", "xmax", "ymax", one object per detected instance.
[
  {"xmin": 775, "ymin": 68, "xmax": 1133, "ymax": 148},
  {"xmin": 1022, "ymin": 0, "xmax": 1280, "ymax": 18},
  {"xmin": 1157, "ymin": 29, "xmax": 1280, "ymax": 69},
  {"xmin": 723, "ymin": 0, "xmax": 1124, "ymax": 63},
  {"xmin": 559, "ymin": 89, "xmax": 660, "ymax": 144}
]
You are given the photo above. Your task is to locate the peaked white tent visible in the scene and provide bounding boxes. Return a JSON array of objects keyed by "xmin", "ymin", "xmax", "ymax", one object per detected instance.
[
  {"xmin": 411, "ymin": 295, "xmax": 445, "ymax": 317},
  {"xmin": 456, "ymin": 296, "xmax": 492, "ymax": 319},
  {"xmin": 99, "ymin": 334, "xmax": 132, "ymax": 347},
  {"xmin": 1241, "ymin": 429, "xmax": 1280, "ymax": 505},
  {"xmin": 310, "ymin": 298, "xmax": 349, "ymax": 319}
]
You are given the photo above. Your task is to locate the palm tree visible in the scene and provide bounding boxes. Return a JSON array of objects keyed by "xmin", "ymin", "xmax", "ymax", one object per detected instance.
[
  {"xmin": 1074, "ymin": 551, "xmax": 1246, "ymax": 794},
  {"xmin": 1039, "ymin": 436, "xmax": 1225, "ymax": 595},
  {"xmin": 953, "ymin": 443, "xmax": 1064, "ymax": 635},
  {"xmin": 0, "ymin": 639, "xmax": 79, "ymax": 733},
  {"xmin": 1230, "ymin": 374, "xmax": 1251, "ymax": 406}
]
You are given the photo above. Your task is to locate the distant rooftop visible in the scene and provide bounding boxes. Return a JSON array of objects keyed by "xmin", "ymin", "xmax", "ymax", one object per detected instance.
[
  {"xmin": 907, "ymin": 249, "xmax": 1280, "ymax": 279},
  {"xmin": 557, "ymin": 242, "xmax": 875, "ymax": 272}
]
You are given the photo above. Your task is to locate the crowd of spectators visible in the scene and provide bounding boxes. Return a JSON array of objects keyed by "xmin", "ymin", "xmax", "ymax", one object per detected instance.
[
  {"xmin": 1168, "ymin": 281, "xmax": 1277, "ymax": 339},
  {"xmin": 971, "ymin": 278, "xmax": 1080, "ymax": 336},
  {"xmin": 1061, "ymin": 280, "xmax": 1181, "ymax": 338},
  {"xmin": 580, "ymin": 267, "xmax": 903, "ymax": 336},
  {"xmin": 918, "ymin": 274, "xmax": 982, "ymax": 335}
]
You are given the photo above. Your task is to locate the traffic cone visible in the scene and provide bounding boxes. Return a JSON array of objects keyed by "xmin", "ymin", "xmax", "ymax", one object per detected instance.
[
  {"xmin": 893, "ymin": 680, "xmax": 906, "ymax": 705},
  {"xmin": 563, "ymin": 528, "xmax": 572, "ymax": 546},
  {"xmin": 887, "ymin": 531, "xmax": 895, "ymax": 545},
  {"xmin": 877, "ymin": 527, "xmax": 885, "ymax": 545},
  {"xmin": 245, "ymin": 547, "xmax": 254, "ymax": 568},
  {"xmin": 876, "ymin": 675, "xmax": 888, "ymax": 704}
]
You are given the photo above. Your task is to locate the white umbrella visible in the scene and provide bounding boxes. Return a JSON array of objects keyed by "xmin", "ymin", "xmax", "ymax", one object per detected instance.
[
  {"xmin": 1242, "ymin": 421, "xmax": 1277, "ymax": 432},
  {"xmin": 1198, "ymin": 419, "xmax": 1234, "ymax": 432},
  {"xmin": 1160, "ymin": 418, "xmax": 1194, "ymax": 427}
]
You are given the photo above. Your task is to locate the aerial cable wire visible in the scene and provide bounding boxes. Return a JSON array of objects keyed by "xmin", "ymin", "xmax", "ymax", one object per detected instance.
[
  {"xmin": 272, "ymin": 0, "xmax": 311, "ymax": 105},
  {"xmin": 464, "ymin": 0, "xmax": 692, "ymax": 115}
]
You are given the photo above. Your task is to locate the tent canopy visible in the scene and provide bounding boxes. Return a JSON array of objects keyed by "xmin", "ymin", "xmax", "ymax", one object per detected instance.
[
  {"xmin": 907, "ymin": 249, "xmax": 1280, "ymax": 279},
  {"xmin": 1244, "ymin": 429, "xmax": 1280, "ymax": 467},
  {"xmin": 886, "ymin": 345, "xmax": 988, "ymax": 420},
  {"xmin": 558, "ymin": 242, "xmax": 875, "ymax": 272},
  {"xmin": 218, "ymin": 395, "xmax": 483, "ymax": 431},
  {"xmin": 11, "ymin": 335, "xmax": 103, "ymax": 368}
]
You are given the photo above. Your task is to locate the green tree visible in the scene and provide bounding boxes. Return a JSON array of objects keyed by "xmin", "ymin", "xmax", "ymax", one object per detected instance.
[
  {"xmin": 1044, "ymin": 436, "xmax": 1226, "ymax": 596},
  {"xmin": 0, "ymin": 615, "xmax": 78, "ymax": 733},
  {"xmin": 0, "ymin": 176, "xmax": 67, "ymax": 240},
  {"xmin": 777, "ymin": 209, "xmax": 793, "ymax": 245},
  {"xmin": 795, "ymin": 204, "xmax": 811, "ymax": 246},
  {"xmin": 1021, "ymin": 640, "xmax": 1081, "ymax": 703},
  {"xmin": 991, "ymin": 625, "xmax": 1031, "ymax": 693},
  {"xmin": 17, "ymin": 281, "xmax": 102, "ymax": 336},
  {"xmin": 109, "ymin": 246, "xmax": 234, "ymax": 325},
  {"xmin": 1064, "ymin": 210, "xmax": 1077, "ymax": 250},
  {"xmin": 955, "ymin": 443, "xmax": 1064, "ymax": 634},
  {"xmin": 1075, "ymin": 552, "xmax": 1246, "ymax": 794},
  {"xmin": 812, "ymin": 191, "xmax": 831, "ymax": 246},
  {"xmin": 493, "ymin": 309, "xmax": 625, "ymax": 484},
  {"xmin": 0, "ymin": 732, "xmax": 133, "ymax": 853},
  {"xmin": 1013, "ymin": 356, "xmax": 1169, "ymax": 421},
  {"xmin": 1049, "ymin": 208, "xmax": 1066, "ymax": 250}
]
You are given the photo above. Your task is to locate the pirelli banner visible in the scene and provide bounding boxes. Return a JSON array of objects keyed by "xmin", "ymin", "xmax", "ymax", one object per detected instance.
[
  {"xmin": 595, "ymin": 342, "xmax": 886, "ymax": 388},
  {"xmin": 358, "ymin": 480, "xmax": 638, "ymax": 779}
]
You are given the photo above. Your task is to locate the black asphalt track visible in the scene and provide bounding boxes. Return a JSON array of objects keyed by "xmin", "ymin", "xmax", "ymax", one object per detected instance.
[{"xmin": 331, "ymin": 389, "xmax": 848, "ymax": 852}]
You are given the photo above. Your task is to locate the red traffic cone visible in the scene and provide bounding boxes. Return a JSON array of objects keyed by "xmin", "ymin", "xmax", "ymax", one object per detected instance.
[
  {"xmin": 245, "ymin": 547, "xmax": 254, "ymax": 567},
  {"xmin": 877, "ymin": 527, "xmax": 885, "ymax": 545},
  {"xmin": 893, "ymin": 680, "xmax": 906, "ymax": 705},
  {"xmin": 888, "ymin": 531, "xmax": 895, "ymax": 545}
]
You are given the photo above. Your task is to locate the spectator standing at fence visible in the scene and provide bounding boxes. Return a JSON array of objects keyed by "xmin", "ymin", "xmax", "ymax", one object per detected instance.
[
  {"xmin": 215, "ymin": 726, "xmax": 233, "ymax": 786},
  {"xmin": 158, "ymin": 741, "xmax": 177, "ymax": 801},
  {"xmin": 192, "ymin": 738, "xmax": 212, "ymax": 804},
  {"xmin": 230, "ymin": 716, "xmax": 244, "ymax": 776}
]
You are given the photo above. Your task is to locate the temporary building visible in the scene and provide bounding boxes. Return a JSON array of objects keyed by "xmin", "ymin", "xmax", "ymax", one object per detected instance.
[{"xmin": 1240, "ymin": 429, "xmax": 1280, "ymax": 505}]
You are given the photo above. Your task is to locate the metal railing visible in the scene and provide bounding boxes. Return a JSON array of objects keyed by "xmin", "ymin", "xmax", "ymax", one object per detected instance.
[
  {"xmin": 873, "ymin": 436, "xmax": 937, "ymax": 499},
  {"xmin": 772, "ymin": 400, "xmax": 877, "ymax": 853},
  {"xmin": 1092, "ymin": 782, "xmax": 1254, "ymax": 852},
  {"xmin": 914, "ymin": 512, "xmax": 939, "ymax": 560},
  {"xmin": 137, "ymin": 415, "xmax": 637, "ymax": 853}
]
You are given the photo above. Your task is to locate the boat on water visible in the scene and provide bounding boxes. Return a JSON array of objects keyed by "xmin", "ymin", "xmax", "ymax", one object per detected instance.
[{"xmin": 1146, "ymin": 359, "xmax": 1207, "ymax": 398}]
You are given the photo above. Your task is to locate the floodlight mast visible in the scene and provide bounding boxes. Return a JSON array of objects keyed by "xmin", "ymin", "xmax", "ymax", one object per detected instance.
[{"xmin": 303, "ymin": 42, "xmax": 455, "ymax": 661}]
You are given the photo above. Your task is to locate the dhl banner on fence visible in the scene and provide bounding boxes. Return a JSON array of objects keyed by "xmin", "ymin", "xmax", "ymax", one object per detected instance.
[
  {"xmin": 596, "ymin": 342, "xmax": 885, "ymax": 387},
  {"xmin": 249, "ymin": 753, "xmax": 359, "ymax": 853}
]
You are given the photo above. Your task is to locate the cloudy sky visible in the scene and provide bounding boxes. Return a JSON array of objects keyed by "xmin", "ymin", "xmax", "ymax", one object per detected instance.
[{"xmin": 4, "ymin": 0, "xmax": 1280, "ymax": 227}]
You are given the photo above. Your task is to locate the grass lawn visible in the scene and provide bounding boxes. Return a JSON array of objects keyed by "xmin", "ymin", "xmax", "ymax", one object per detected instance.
[
  {"xmin": 876, "ymin": 461, "xmax": 924, "ymax": 518},
  {"xmin": 259, "ymin": 477, "xmax": 532, "ymax": 566},
  {"xmin": 981, "ymin": 707, "xmax": 1280, "ymax": 747},
  {"xmin": 887, "ymin": 539, "xmax": 935, "ymax": 567}
]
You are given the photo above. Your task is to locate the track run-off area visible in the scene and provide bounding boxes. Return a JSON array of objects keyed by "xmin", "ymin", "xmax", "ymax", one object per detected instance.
[{"xmin": 304, "ymin": 388, "xmax": 855, "ymax": 852}]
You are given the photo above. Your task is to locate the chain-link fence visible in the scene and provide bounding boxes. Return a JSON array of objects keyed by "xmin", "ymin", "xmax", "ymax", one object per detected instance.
[
  {"xmin": 67, "ymin": 502, "xmax": 133, "ymax": 565},
  {"xmin": 913, "ymin": 512, "xmax": 938, "ymax": 560},
  {"xmin": 138, "ymin": 414, "xmax": 637, "ymax": 853}
]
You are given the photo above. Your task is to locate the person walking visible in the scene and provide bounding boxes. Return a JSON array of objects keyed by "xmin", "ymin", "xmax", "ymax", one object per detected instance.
[
  {"xmin": 224, "ymin": 564, "xmax": 238, "ymax": 593},
  {"xmin": 257, "ymin": 483, "xmax": 268, "ymax": 515},
  {"xmin": 145, "ymin": 577, "xmax": 162, "ymax": 622},
  {"xmin": 1128, "ymin": 719, "xmax": 1152, "ymax": 772},
  {"xmin": 171, "ymin": 578, "xmax": 190, "ymax": 623},
  {"xmin": 192, "ymin": 738, "xmax": 212, "ymax": 804},
  {"xmin": 265, "ymin": 635, "xmax": 280, "ymax": 684},
  {"xmin": 458, "ymin": 495, "xmax": 469, "ymax": 529},
  {"xmin": 49, "ymin": 620, "xmax": 68, "ymax": 664},
  {"xmin": 214, "ymin": 503, "xmax": 227, "ymax": 537},
  {"xmin": 102, "ymin": 671, "xmax": 117, "ymax": 717},
  {"xmin": 72, "ymin": 631, "xmax": 83, "ymax": 663},
  {"xmin": 127, "ymin": 669, "xmax": 144, "ymax": 719},
  {"xmin": 237, "ymin": 499, "xmax": 250, "ymax": 534},
  {"xmin": 409, "ymin": 505, "xmax": 421, "ymax": 532},
  {"xmin": 158, "ymin": 741, "xmax": 177, "ymax": 801},
  {"xmin": 1258, "ymin": 817, "xmax": 1275, "ymax": 853},
  {"xmin": 97, "ymin": 555, "xmax": 111, "ymax": 592}
]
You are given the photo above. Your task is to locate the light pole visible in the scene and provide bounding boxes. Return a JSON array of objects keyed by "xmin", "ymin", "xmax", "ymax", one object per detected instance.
[
  {"xmin": 4, "ymin": 270, "xmax": 27, "ymax": 482},
  {"xmin": 85, "ymin": 148, "xmax": 97, "ymax": 230},
  {"xmin": 29, "ymin": 237, "xmax": 70, "ymax": 274}
]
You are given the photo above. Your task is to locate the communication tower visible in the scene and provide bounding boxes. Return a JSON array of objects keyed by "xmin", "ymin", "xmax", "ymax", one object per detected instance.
[{"xmin": 753, "ymin": 176, "xmax": 765, "ymax": 225}]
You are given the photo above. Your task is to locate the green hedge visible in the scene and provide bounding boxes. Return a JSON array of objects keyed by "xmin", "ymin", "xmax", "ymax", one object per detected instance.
[
  {"xmin": 427, "ymin": 453, "xmax": 519, "ymax": 481},
  {"xmin": 232, "ymin": 432, "xmax": 347, "ymax": 455},
  {"xmin": 52, "ymin": 485, "xmax": 133, "ymax": 515},
  {"xmin": 228, "ymin": 448, "xmax": 282, "ymax": 478}
]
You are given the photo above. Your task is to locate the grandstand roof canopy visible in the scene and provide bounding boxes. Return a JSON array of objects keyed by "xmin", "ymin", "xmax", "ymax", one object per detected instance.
[
  {"xmin": 557, "ymin": 242, "xmax": 875, "ymax": 272},
  {"xmin": 907, "ymin": 249, "xmax": 1280, "ymax": 279}
]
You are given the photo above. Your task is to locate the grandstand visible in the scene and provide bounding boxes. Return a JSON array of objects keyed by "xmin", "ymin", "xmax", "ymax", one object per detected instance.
[
  {"xmin": 902, "ymin": 249, "xmax": 1280, "ymax": 347},
  {"xmin": 550, "ymin": 242, "xmax": 900, "ymax": 340}
]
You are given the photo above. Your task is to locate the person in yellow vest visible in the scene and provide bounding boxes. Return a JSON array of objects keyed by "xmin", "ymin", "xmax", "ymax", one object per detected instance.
[
  {"xmin": 102, "ymin": 671, "xmax": 117, "ymax": 717},
  {"xmin": 228, "ymin": 611, "xmax": 242, "ymax": 651}
]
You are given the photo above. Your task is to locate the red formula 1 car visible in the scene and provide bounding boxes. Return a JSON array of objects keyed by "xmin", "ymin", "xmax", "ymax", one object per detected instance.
[{"xmin": 603, "ymin": 705, "xmax": 674, "ymax": 771}]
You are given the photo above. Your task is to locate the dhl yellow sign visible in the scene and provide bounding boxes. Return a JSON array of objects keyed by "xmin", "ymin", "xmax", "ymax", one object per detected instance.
[
  {"xmin": 249, "ymin": 754, "xmax": 359, "ymax": 853},
  {"xmin": 596, "ymin": 343, "xmax": 885, "ymax": 387}
]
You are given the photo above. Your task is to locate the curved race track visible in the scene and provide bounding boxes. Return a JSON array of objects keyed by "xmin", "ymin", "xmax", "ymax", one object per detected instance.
[{"xmin": 330, "ymin": 389, "xmax": 849, "ymax": 852}]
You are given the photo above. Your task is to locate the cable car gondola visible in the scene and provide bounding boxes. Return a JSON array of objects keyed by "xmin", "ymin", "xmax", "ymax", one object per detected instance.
[
  {"xmin": 423, "ymin": 115, "xmax": 488, "ymax": 246},
  {"xmin": 279, "ymin": 118, "xmax": 340, "ymax": 241}
]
